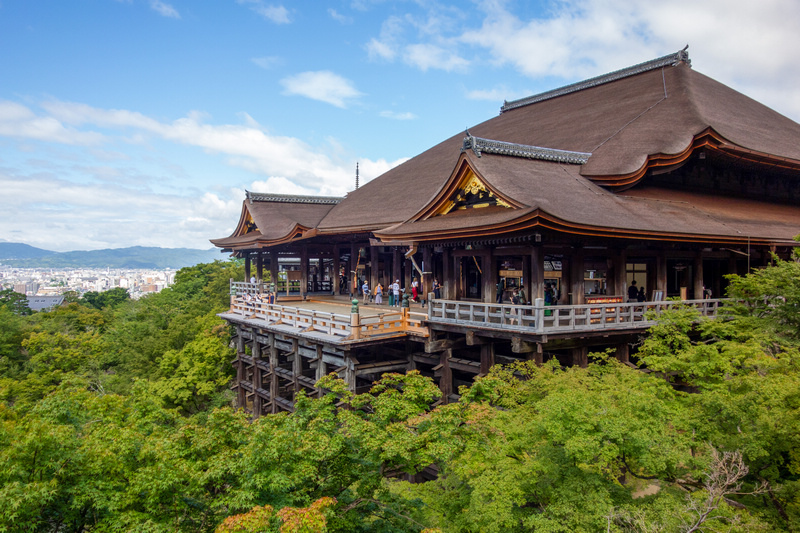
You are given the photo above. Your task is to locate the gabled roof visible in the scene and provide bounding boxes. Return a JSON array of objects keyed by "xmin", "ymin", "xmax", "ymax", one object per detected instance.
[
  {"xmin": 211, "ymin": 192, "xmax": 342, "ymax": 250},
  {"xmin": 217, "ymin": 49, "xmax": 800, "ymax": 250}
]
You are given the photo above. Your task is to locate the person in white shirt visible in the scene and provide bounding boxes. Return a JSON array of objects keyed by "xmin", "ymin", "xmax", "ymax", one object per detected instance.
[{"xmin": 392, "ymin": 280, "xmax": 401, "ymax": 307}]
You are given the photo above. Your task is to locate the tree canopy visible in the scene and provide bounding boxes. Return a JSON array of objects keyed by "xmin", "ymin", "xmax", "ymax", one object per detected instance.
[{"xmin": 1, "ymin": 255, "xmax": 799, "ymax": 532}]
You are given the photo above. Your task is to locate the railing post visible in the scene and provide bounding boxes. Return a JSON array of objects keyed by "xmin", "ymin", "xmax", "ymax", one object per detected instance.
[
  {"xmin": 350, "ymin": 299, "xmax": 361, "ymax": 340},
  {"xmin": 534, "ymin": 298, "xmax": 544, "ymax": 333}
]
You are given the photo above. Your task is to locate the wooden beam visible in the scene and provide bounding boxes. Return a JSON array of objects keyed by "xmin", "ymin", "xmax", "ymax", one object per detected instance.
[
  {"xmin": 465, "ymin": 330, "xmax": 488, "ymax": 345},
  {"xmin": 511, "ymin": 336, "xmax": 537, "ymax": 353}
]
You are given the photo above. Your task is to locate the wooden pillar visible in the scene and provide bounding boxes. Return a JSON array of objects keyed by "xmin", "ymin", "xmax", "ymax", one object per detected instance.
[
  {"xmin": 439, "ymin": 348, "xmax": 452, "ymax": 401},
  {"xmin": 422, "ymin": 246, "xmax": 433, "ymax": 300},
  {"xmin": 256, "ymin": 253, "xmax": 263, "ymax": 282},
  {"xmin": 269, "ymin": 251, "xmax": 279, "ymax": 292},
  {"xmin": 613, "ymin": 250, "xmax": 627, "ymax": 298},
  {"xmin": 615, "ymin": 343, "xmax": 630, "ymax": 364},
  {"xmin": 570, "ymin": 246, "xmax": 585, "ymax": 305},
  {"xmin": 530, "ymin": 246, "xmax": 544, "ymax": 300},
  {"xmin": 453, "ymin": 256, "xmax": 462, "ymax": 300},
  {"xmin": 236, "ymin": 329, "xmax": 246, "ymax": 408},
  {"xmin": 480, "ymin": 343, "xmax": 495, "ymax": 375},
  {"xmin": 571, "ymin": 346, "xmax": 588, "ymax": 368},
  {"xmin": 693, "ymin": 251, "xmax": 704, "ymax": 300},
  {"xmin": 244, "ymin": 253, "xmax": 251, "ymax": 281},
  {"xmin": 656, "ymin": 253, "xmax": 668, "ymax": 295},
  {"xmin": 442, "ymin": 248, "xmax": 451, "ymax": 299},
  {"xmin": 269, "ymin": 334, "xmax": 278, "ymax": 414},
  {"xmin": 351, "ymin": 242, "xmax": 359, "ymax": 297},
  {"xmin": 292, "ymin": 339, "xmax": 300, "ymax": 393},
  {"xmin": 483, "ymin": 251, "xmax": 495, "ymax": 304},
  {"xmin": 370, "ymin": 245, "xmax": 379, "ymax": 297},
  {"xmin": 404, "ymin": 253, "xmax": 413, "ymax": 294},
  {"xmin": 252, "ymin": 341, "xmax": 262, "ymax": 418},
  {"xmin": 315, "ymin": 345, "xmax": 326, "ymax": 398},
  {"xmin": 392, "ymin": 247, "xmax": 402, "ymax": 289},
  {"xmin": 300, "ymin": 247, "xmax": 309, "ymax": 298},
  {"xmin": 333, "ymin": 245, "xmax": 340, "ymax": 295}
]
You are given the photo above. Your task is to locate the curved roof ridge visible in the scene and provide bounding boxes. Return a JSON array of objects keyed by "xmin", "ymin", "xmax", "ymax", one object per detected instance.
[
  {"xmin": 462, "ymin": 134, "xmax": 591, "ymax": 164},
  {"xmin": 246, "ymin": 190, "xmax": 343, "ymax": 204},
  {"xmin": 500, "ymin": 46, "xmax": 691, "ymax": 113}
]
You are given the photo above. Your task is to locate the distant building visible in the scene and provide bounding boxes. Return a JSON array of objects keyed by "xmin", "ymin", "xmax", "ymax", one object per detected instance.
[{"xmin": 27, "ymin": 295, "xmax": 65, "ymax": 312}]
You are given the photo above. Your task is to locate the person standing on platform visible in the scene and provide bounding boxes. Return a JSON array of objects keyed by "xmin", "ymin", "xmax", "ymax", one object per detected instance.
[
  {"xmin": 392, "ymin": 280, "xmax": 401, "ymax": 307},
  {"xmin": 362, "ymin": 280, "xmax": 370, "ymax": 303},
  {"xmin": 375, "ymin": 282, "xmax": 383, "ymax": 304},
  {"xmin": 518, "ymin": 286, "xmax": 528, "ymax": 305},
  {"xmin": 628, "ymin": 280, "xmax": 639, "ymax": 302},
  {"xmin": 637, "ymin": 287, "xmax": 646, "ymax": 302},
  {"xmin": 433, "ymin": 279, "xmax": 441, "ymax": 299},
  {"xmin": 496, "ymin": 281, "xmax": 504, "ymax": 303},
  {"xmin": 411, "ymin": 277, "xmax": 419, "ymax": 302}
]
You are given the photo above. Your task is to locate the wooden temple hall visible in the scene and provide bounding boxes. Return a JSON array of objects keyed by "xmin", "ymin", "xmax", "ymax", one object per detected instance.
[{"xmin": 211, "ymin": 48, "xmax": 800, "ymax": 415}]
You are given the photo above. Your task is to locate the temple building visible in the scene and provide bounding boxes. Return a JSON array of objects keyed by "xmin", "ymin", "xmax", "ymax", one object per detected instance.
[{"xmin": 211, "ymin": 49, "xmax": 800, "ymax": 415}]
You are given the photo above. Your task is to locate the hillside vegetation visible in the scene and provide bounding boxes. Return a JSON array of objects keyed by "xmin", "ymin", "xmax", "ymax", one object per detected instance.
[{"xmin": 1, "ymin": 257, "xmax": 799, "ymax": 532}]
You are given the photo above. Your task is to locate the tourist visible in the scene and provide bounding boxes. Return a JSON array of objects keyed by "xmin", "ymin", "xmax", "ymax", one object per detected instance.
[
  {"xmin": 374, "ymin": 282, "xmax": 383, "ymax": 304},
  {"xmin": 627, "ymin": 280, "xmax": 639, "ymax": 302},
  {"xmin": 637, "ymin": 286, "xmax": 646, "ymax": 302},
  {"xmin": 392, "ymin": 279, "xmax": 401, "ymax": 306},
  {"xmin": 433, "ymin": 278, "xmax": 441, "ymax": 299},
  {"xmin": 362, "ymin": 280, "xmax": 370, "ymax": 303},
  {"xmin": 411, "ymin": 277, "xmax": 419, "ymax": 302}
]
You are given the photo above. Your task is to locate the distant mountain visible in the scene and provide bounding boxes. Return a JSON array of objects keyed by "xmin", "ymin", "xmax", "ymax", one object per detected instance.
[
  {"xmin": 0, "ymin": 243, "xmax": 57, "ymax": 260},
  {"xmin": 0, "ymin": 243, "xmax": 225, "ymax": 269}
]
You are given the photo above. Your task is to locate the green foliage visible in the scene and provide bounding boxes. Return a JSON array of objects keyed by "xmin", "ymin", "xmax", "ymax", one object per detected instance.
[
  {"xmin": 81, "ymin": 286, "xmax": 131, "ymax": 310},
  {"xmin": 0, "ymin": 288, "xmax": 31, "ymax": 315}
]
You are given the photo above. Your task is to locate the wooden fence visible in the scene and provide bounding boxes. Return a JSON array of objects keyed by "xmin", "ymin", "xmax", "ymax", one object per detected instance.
[{"xmin": 427, "ymin": 298, "xmax": 722, "ymax": 334}]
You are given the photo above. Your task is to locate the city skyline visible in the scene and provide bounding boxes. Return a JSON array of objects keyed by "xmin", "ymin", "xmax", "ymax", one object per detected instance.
[{"xmin": 2, "ymin": 0, "xmax": 800, "ymax": 252}]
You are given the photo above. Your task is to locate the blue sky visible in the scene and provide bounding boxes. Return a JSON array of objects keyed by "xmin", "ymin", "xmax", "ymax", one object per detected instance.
[{"xmin": 2, "ymin": 0, "xmax": 800, "ymax": 251}]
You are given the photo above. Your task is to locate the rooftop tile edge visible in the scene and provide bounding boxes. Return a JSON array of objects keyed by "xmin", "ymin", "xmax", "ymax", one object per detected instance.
[{"xmin": 500, "ymin": 47, "xmax": 691, "ymax": 113}]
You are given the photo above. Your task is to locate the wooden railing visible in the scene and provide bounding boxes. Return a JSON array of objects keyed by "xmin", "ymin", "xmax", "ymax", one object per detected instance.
[
  {"xmin": 228, "ymin": 295, "xmax": 428, "ymax": 340},
  {"xmin": 427, "ymin": 298, "xmax": 723, "ymax": 334}
]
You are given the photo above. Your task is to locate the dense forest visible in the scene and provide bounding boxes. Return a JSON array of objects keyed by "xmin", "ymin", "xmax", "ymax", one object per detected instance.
[{"xmin": 1, "ymin": 255, "xmax": 799, "ymax": 532}]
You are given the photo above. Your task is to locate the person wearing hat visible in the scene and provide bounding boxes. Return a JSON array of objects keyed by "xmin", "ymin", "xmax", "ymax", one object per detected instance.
[{"xmin": 392, "ymin": 279, "xmax": 401, "ymax": 307}]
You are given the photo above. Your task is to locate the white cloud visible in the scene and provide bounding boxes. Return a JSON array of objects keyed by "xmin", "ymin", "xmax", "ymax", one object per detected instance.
[
  {"xmin": 328, "ymin": 8, "xmax": 352, "ymax": 24},
  {"xmin": 251, "ymin": 56, "xmax": 282, "ymax": 69},
  {"xmin": 0, "ymin": 101, "xmax": 105, "ymax": 145},
  {"xmin": 150, "ymin": 0, "xmax": 180, "ymax": 18},
  {"xmin": 237, "ymin": 0, "xmax": 290, "ymax": 24},
  {"xmin": 379, "ymin": 110, "xmax": 417, "ymax": 120},
  {"xmin": 280, "ymin": 71, "xmax": 363, "ymax": 108},
  {"xmin": 404, "ymin": 43, "xmax": 469, "ymax": 72},
  {"xmin": 366, "ymin": 16, "xmax": 404, "ymax": 62},
  {"xmin": 465, "ymin": 86, "xmax": 529, "ymax": 103},
  {"xmin": 458, "ymin": 0, "xmax": 800, "ymax": 118}
]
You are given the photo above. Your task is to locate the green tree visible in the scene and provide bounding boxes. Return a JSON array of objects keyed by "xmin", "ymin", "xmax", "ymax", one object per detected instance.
[{"xmin": 0, "ymin": 288, "xmax": 31, "ymax": 315}]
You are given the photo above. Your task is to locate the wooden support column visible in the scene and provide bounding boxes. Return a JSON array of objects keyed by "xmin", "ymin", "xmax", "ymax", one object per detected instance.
[
  {"xmin": 480, "ymin": 343, "xmax": 495, "ymax": 375},
  {"xmin": 404, "ymin": 253, "xmax": 412, "ymax": 293},
  {"xmin": 530, "ymin": 246, "xmax": 544, "ymax": 300},
  {"xmin": 269, "ymin": 251, "xmax": 278, "ymax": 291},
  {"xmin": 453, "ymin": 256, "xmax": 462, "ymax": 300},
  {"xmin": 244, "ymin": 253, "xmax": 251, "ymax": 281},
  {"xmin": 252, "ymin": 341, "xmax": 262, "ymax": 417},
  {"xmin": 292, "ymin": 339, "xmax": 300, "ymax": 393},
  {"xmin": 693, "ymin": 251, "xmax": 704, "ymax": 300},
  {"xmin": 442, "ymin": 247, "xmax": 451, "ymax": 299},
  {"xmin": 370, "ymin": 245, "xmax": 379, "ymax": 296},
  {"xmin": 351, "ymin": 242, "xmax": 359, "ymax": 297},
  {"xmin": 269, "ymin": 333, "xmax": 278, "ymax": 414},
  {"xmin": 439, "ymin": 348, "xmax": 453, "ymax": 400},
  {"xmin": 571, "ymin": 346, "xmax": 588, "ymax": 368},
  {"xmin": 300, "ymin": 247, "xmax": 309, "ymax": 299},
  {"xmin": 656, "ymin": 252, "xmax": 667, "ymax": 295},
  {"xmin": 612, "ymin": 250, "xmax": 627, "ymax": 297},
  {"xmin": 615, "ymin": 343, "xmax": 630, "ymax": 364},
  {"xmin": 570, "ymin": 246, "xmax": 585, "ymax": 305},
  {"xmin": 256, "ymin": 253, "xmax": 263, "ymax": 282},
  {"xmin": 315, "ymin": 345, "xmax": 326, "ymax": 398},
  {"xmin": 392, "ymin": 247, "xmax": 402, "ymax": 289},
  {"xmin": 236, "ymin": 329, "xmax": 246, "ymax": 408},
  {"xmin": 333, "ymin": 245, "xmax": 340, "ymax": 295},
  {"xmin": 422, "ymin": 246, "xmax": 432, "ymax": 300},
  {"xmin": 483, "ymin": 251, "xmax": 495, "ymax": 304}
]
